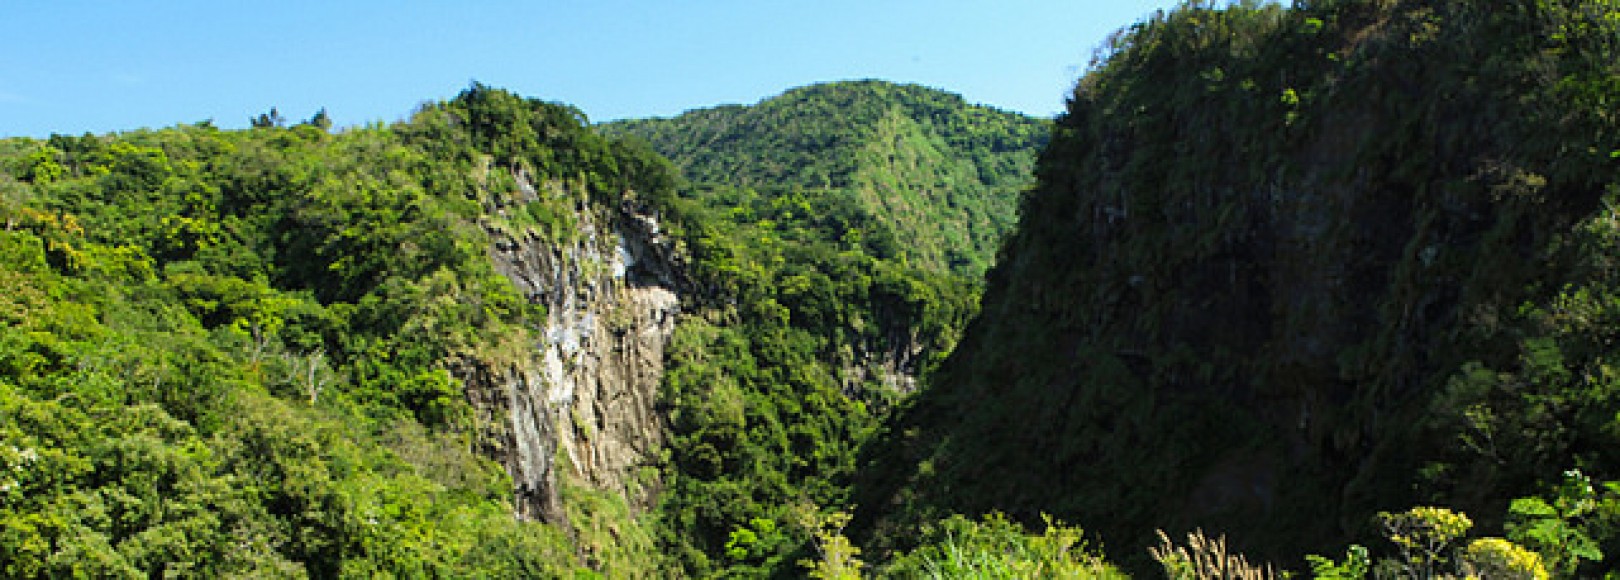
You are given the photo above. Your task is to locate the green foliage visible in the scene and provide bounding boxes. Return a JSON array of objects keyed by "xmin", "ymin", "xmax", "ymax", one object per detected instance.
[
  {"xmin": 16, "ymin": 10, "xmax": 1619, "ymax": 573},
  {"xmin": 882, "ymin": 513, "xmax": 1122, "ymax": 579},
  {"xmin": 1462, "ymin": 537, "xmax": 1550, "ymax": 580},
  {"xmin": 800, "ymin": 511, "xmax": 863, "ymax": 580},
  {"xmin": 562, "ymin": 477, "xmax": 663, "ymax": 579},
  {"xmin": 1505, "ymin": 470, "xmax": 1615, "ymax": 577},
  {"xmin": 0, "ymin": 82, "xmax": 691, "ymax": 577},
  {"xmin": 1305, "ymin": 503, "xmax": 1560, "ymax": 579},
  {"xmin": 603, "ymin": 80, "xmax": 1047, "ymax": 277},
  {"xmin": 603, "ymin": 85, "xmax": 1039, "ymax": 576},
  {"xmin": 1, "ymin": 79, "xmax": 994, "ymax": 578},
  {"xmin": 1370, "ymin": 506, "xmax": 1559, "ymax": 579},
  {"xmin": 1378, "ymin": 507, "xmax": 1474, "ymax": 578},
  {"xmin": 650, "ymin": 214, "xmax": 981, "ymax": 574},
  {"xmin": 1306, "ymin": 544, "xmax": 1371, "ymax": 580},
  {"xmin": 854, "ymin": 0, "xmax": 1620, "ymax": 572},
  {"xmin": 654, "ymin": 311, "xmax": 880, "ymax": 576},
  {"xmin": 650, "ymin": 170, "xmax": 982, "ymax": 577},
  {"xmin": 0, "ymin": 77, "xmax": 1023, "ymax": 578},
  {"xmin": 726, "ymin": 517, "xmax": 788, "ymax": 563}
]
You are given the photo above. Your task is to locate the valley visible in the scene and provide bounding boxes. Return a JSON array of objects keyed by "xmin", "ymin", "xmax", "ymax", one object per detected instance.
[{"xmin": 3, "ymin": 1, "xmax": 1619, "ymax": 578}]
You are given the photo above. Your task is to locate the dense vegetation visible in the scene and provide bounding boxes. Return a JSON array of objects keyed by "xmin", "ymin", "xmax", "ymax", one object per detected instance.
[
  {"xmin": 602, "ymin": 80, "xmax": 1047, "ymax": 277},
  {"xmin": 651, "ymin": 181, "xmax": 987, "ymax": 576},
  {"xmin": 9, "ymin": 1, "xmax": 1620, "ymax": 577},
  {"xmin": 855, "ymin": 0, "xmax": 1620, "ymax": 575},
  {"xmin": 633, "ymin": 87, "xmax": 1020, "ymax": 576},
  {"xmin": 0, "ymin": 80, "xmax": 1045, "ymax": 577},
  {"xmin": 0, "ymin": 85, "xmax": 681, "ymax": 577}
]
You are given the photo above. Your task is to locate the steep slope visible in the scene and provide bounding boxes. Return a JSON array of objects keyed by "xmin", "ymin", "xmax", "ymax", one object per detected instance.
[
  {"xmin": 0, "ymin": 85, "xmax": 684, "ymax": 576},
  {"xmin": 588, "ymin": 81, "xmax": 1042, "ymax": 576},
  {"xmin": 602, "ymin": 80, "xmax": 1048, "ymax": 276},
  {"xmin": 856, "ymin": 0, "xmax": 1620, "ymax": 570},
  {"xmin": 417, "ymin": 86, "xmax": 690, "ymax": 538},
  {"xmin": 640, "ymin": 140, "xmax": 985, "ymax": 578},
  {"xmin": 0, "ymin": 82, "xmax": 1022, "ymax": 577}
]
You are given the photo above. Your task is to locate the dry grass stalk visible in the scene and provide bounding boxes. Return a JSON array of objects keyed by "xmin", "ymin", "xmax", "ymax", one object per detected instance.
[{"xmin": 1149, "ymin": 528, "xmax": 1280, "ymax": 580}]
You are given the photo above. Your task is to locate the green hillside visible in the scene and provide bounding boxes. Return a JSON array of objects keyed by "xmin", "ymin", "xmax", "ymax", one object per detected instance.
[
  {"xmin": 0, "ymin": 83, "xmax": 1060, "ymax": 578},
  {"xmin": 0, "ymin": 85, "xmax": 683, "ymax": 577},
  {"xmin": 602, "ymin": 80, "xmax": 1048, "ymax": 276},
  {"xmin": 9, "ymin": 1, "xmax": 1620, "ymax": 577},
  {"xmin": 855, "ymin": 0, "xmax": 1620, "ymax": 575}
]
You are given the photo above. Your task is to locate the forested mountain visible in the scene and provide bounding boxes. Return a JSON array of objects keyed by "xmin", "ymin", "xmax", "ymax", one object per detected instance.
[
  {"xmin": 599, "ymin": 81, "xmax": 1053, "ymax": 577},
  {"xmin": 0, "ymin": 82, "xmax": 1059, "ymax": 577},
  {"xmin": 7, "ymin": 1, "xmax": 1620, "ymax": 578},
  {"xmin": 855, "ymin": 0, "xmax": 1620, "ymax": 575},
  {"xmin": 0, "ymin": 84, "xmax": 720, "ymax": 577},
  {"xmin": 601, "ymin": 80, "xmax": 1047, "ymax": 277}
]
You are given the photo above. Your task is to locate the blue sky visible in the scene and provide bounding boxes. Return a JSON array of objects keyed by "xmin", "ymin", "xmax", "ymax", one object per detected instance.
[{"xmin": 2, "ymin": 1, "xmax": 1185, "ymax": 138}]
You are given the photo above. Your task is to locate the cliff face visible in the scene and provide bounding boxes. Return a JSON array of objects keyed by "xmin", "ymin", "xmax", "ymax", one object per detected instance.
[
  {"xmin": 855, "ymin": 0, "xmax": 1620, "ymax": 565},
  {"xmin": 458, "ymin": 167, "xmax": 684, "ymax": 523}
]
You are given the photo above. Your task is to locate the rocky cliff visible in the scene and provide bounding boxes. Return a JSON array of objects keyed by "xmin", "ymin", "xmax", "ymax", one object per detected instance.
[{"xmin": 457, "ymin": 166, "xmax": 685, "ymax": 524}]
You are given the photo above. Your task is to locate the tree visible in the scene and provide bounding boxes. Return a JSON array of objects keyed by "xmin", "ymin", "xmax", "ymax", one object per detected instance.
[
  {"xmin": 307, "ymin": 108, "xmax": 332, "ymax": 131},
  {"xmin": 251, "ymin": 107, "xmax": 285, "ymax": 129},
  {"xmin": 281, "ymin": 349, "xmax": 333, "ymax": 404}
]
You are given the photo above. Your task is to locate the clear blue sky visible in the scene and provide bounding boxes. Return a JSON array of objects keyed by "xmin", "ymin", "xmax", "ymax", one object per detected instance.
[{"xmin": 2, "ymin": 1, "xmax": 1185, "ymax": 138}]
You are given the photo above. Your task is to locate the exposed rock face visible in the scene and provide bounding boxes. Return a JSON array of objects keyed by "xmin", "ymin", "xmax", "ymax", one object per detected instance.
[
  {"xmin": 460, "ymin": 168, "xmax": 684, "ymax": 523},
  {"xmin": 841, "ymin": 327, "xmax": 927, "ymax": 396}
]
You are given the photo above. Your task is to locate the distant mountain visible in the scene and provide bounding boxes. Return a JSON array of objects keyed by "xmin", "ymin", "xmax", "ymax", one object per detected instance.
[{"xmin": 602, "ymin": 80, "xmax": 1048, "ymax": 276}]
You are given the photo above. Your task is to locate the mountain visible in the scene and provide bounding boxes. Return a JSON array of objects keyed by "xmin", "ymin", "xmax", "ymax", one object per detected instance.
[
  {"xmin": 596, "ymin": 84, "xmax": 1060, "ymax": 576},
  {"xmin": 0, "ymin": 82, "xmax": 1040, "ymax": 577},
  {"xmin": 601, "ymin": 80, "xmax": 1048, "ymax": 277},
  {"xmin": 0, "ymin": 85, "xmax": 698, "ymax": 577},
  {"xmin": 854, "ymin": 0, "xmax": 1620, "ymax": 573},
  {"xmin": 9, "ymin": 2, "xmax": 1619, "ymax": 576}
]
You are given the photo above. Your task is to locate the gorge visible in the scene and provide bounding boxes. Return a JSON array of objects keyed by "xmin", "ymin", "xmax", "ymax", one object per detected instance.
[{"xmin": 3, "ymin": 1, "xmax": 1620, "ymax": 578}]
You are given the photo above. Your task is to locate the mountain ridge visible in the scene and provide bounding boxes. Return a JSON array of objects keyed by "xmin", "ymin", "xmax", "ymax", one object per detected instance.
[
  {"xmin": 602, "ymin": 79, "xmax": 1048, "ymax": 276},
  {"xmin": 0, "ymin": 80, "xmax": 1048, "ymax": 577}
]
